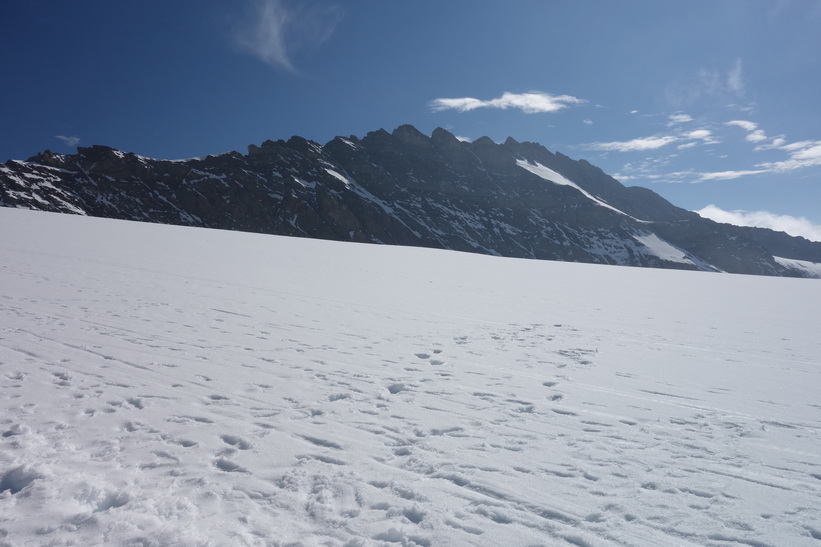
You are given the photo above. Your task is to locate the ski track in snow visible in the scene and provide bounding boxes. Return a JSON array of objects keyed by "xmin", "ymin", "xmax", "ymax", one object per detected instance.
[{"xmin": 1, "ymin": 208, "xmax": 820, "ymax": 546}]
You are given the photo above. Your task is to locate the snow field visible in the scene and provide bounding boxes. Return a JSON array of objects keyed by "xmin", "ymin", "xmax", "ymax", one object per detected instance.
[{"xmin": 1, "ymin": 208, "xmax": 820, "ymax": 546}]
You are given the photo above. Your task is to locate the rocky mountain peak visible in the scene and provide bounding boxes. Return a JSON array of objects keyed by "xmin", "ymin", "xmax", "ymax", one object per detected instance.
[{"xmin": 2, "ymin": 124, "xmax": 819, "ymax": 278}]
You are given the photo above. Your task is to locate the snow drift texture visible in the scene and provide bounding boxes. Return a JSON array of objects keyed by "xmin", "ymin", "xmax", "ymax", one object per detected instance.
[{"xmin": 1, "ymin": 208, "xmax": 820, "ymax": 546}]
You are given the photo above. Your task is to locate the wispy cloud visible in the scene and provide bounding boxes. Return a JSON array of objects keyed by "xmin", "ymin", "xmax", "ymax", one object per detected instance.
[
  {"xmin": 725, "ymin": 120, "xmax": 757, "ymax": 132},
  {"xmin": 55, "ymin": 135, "xmax": 80, "ymax": 147},
  {"xmin": 758, "ymin": 140, "xmax": 821, "ymax": 171},
  {"xmin": 693, "ymin": 169, "xmax": 768, "ymax": 182},
  {"xmin": 682, "ymin": 137, "xmax": 821, "ymax": 181},
  {"xmin": 685, "ymin": 129, "xmax": 715, "ymax": 141},
  {"xmin": 587, "ymin": 135, "xmax": 678, "ymax": 152},
  {"xmin": 666, "ymin": 59, "xmax": 746, "ymax": 107},
  {"xmin": 727, "ymin": 59, "xmax": 744, "ymax": 95},
  {"xmin": 725, "ymin": 120, "xmax": 769, "ymax": 142},
  {"xmin": 668, "ymin": 113, "xmax": 693, "ymax": 124},
  {"xmin": 588, "ymin": 125, "xmax": 718, "ymax": 153},
  {"xmin": 610, "ymin": 109, "xmax": 821, "ymax": 188},
  {"xmin": 234, "ymin": 0, "xmax": 343, "ymax": 72},
  {"xmin": 696, "ymin": 204, "xmax": 821, "ymax": 241},
  {"xmin": 429, "ymin": 92, "xmax": 585, "ymax": 114},
  {"xmin": 725, "ymin": 119, "xmax": 821, "ymax": 171}
]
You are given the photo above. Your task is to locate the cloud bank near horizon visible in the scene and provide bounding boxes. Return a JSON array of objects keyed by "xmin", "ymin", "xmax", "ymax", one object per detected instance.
[
  {"xmin": 429, "ymin": 92, "xmax": 585, "ymax": 114},
  {"xmin": 696, "ymin": 204, "xmax": 821, "ymax": 242}
]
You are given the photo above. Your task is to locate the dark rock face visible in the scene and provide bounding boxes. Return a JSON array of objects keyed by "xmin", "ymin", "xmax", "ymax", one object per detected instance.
[{"xmin": 2, "ymin": 125, "xmax": 819, "ymax": 277}]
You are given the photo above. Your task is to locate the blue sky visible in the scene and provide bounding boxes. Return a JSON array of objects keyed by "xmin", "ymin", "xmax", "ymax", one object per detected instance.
[{"xmin": 3, "ymin": 0, "xmax": 820, "ymax": 239}]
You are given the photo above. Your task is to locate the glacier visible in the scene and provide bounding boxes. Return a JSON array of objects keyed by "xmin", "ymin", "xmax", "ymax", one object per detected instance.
[{"xmin": 1, "ymin": 208, "xmax": 820, "ymax": 545}]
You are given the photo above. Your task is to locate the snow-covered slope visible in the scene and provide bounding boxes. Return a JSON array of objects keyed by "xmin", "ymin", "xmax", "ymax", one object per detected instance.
[
  {"xmin": 1, "ymin": 208, "xmax": 820, "ymax": 546},
  {"xmin": 774, "ymin": 256, "xmax": 821, "ymax": 279}
]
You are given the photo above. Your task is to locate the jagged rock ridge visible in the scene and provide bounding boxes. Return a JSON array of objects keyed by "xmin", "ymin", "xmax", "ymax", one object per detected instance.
[{"xmin": 2, "ymin": 124, "xmax": 820, "ymax": 277}]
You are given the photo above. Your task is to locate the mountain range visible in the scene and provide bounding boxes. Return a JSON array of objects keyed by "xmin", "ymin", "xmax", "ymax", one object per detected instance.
[{"xmin": 2, "ymin": 124, "xmax": 820, "ymax": 277}]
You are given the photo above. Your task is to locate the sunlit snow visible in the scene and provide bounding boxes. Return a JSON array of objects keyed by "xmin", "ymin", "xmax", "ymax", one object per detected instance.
[{"xmin": 1, "ymin": 208, "xmax": 820, "ymax": 545}]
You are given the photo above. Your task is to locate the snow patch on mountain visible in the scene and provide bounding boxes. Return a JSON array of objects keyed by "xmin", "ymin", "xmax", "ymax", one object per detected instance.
[
  {"xmin": 634, "ymin": 232, "xmax": 694, "ymax": 265},
  {"xmin": 324, "ymin": 167, "xmax": 352, "ymax": 188},
  {"xmin": 774, "ymin": 256, "xmax": 821, "ymax": 278},
  {"xmin": 515, "ymin": 159, "xmax": 643, "ymax": 221}
]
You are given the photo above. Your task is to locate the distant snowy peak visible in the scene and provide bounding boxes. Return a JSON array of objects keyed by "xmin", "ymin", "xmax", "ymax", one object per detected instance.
[{"xmin": 2, "ymin": 124, "xmax": 821, "ymax": 277}]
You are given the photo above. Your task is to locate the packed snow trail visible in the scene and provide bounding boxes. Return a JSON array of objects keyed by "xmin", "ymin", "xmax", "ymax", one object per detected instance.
[{"xmin": 1, "ymin": 208, "xmax": 820, "ymax": 546}]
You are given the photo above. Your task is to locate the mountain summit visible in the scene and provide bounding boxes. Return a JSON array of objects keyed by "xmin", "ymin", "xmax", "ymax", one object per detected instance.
[{"xmin": 2, "ymin": 125, "xmax": 820, "ymax": 277}]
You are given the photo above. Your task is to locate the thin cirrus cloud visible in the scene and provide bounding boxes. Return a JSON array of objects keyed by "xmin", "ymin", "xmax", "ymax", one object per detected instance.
[
  {"xmin": 685, "ymin": 138, "xmax": 821, "ymax": 182},
  {"xmin": 429, "ymin": 92, "xmax": 585, "ymax": 114},
  {"xmin": 588, "ymin": 112, "xmax": 717, "ymax": 152},
  {"xmin": 666, "ymin": 59, "xmax": 745, "ymax": 107},
  {"xmin": 724, "ymin": 119, "xmax": 821, "ymax": 172},
  {"xmin": 234, "ymin": 0, "xmax": 343, "ymax": 72},
  {"xmin": 55, "ymin": 135, "xmax": 80, "ymax": 147},
  {"xmin": 608, "ymin": 113, "xmax": 821, "ymax": 187},
  {"xmin": 668, "ymin": 113, "xmax": 693, "ymax": 124},
  {"xmin": 759, "ymin": 140, "xmax": 821, "ymax": 172},
  {"xmin": 696, "ymin": 204, "xmax": 821, "ymax": 242},
  {"xmin": 587, "ymin": 135, "xmax": 679, "ymax": 152}
]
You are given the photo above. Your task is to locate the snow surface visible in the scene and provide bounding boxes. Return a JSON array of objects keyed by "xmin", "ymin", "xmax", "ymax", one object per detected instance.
[{"xmin": 1, "ymin": 208, "xmax": 820, "ymax": 546}]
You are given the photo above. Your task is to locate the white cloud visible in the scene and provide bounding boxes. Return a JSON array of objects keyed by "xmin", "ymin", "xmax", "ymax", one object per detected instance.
[
  {"xmin": 725, "ymin": 119, "xmax": 768, "ymax": 143},
  {"xmin": 234, "ymin": 0, "xmax": 343, "ymax": 72},
  {"xmin": 429, "ymin": 92, "xmax": 585, "ymax": 114},
  {"xmin": 791, "ymin": 142, "xmax": 821, "ymax": 161},
  {"xmin": 758, "ymin": 140, "xmax": 821, "ymax": 171},
  {"xmin": 668, "ymin": 113, "xmax": 693, "ymax": 124},
  {"xmin": 677, "ymin": 142, "xmax": 698, "ymax": 150},
  {"xmin": 694, "ymin": 169, "xmax": 768, "ymax": 181},
  {"xmin": 55, "ymin": 135, "xmax": 80, "ymax": 147},
  {"xmin": 696, "ymin": 204, "xmax": 821, "ymax": 241},
  {"xmin": 781, "ymin": 140, "xmax": 818, "ymax": 152},
  {"xmin": 629, "ymin": 110, "xmax": 639, "ymax": 114},
  {"xmin": 725, "ymin": 120, "xmax": 758, "ymax": 132},
  {"xmin": 685, "ymin": 129, "xmax": 712, "ymax": 140},
  {"xmin": 587, "ymin": 135, "xmax": 678, "ymax": 152},
  {"xmin": 583, "ymin": 119, "xmax": 593, "ymax": 125}
]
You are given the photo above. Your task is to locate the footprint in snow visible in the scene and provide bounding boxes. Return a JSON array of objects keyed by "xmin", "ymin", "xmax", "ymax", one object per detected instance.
[
  {"xmin": 221, "ymin": 434, "xmax": 252, "ymax": 450},
  {"xmin": 52, "ymin": 371, "xmax": 70, "ymax": 386},
  {"xmin": 214, "ymin": 459, "xmax": 248, "ymax": 473}
]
